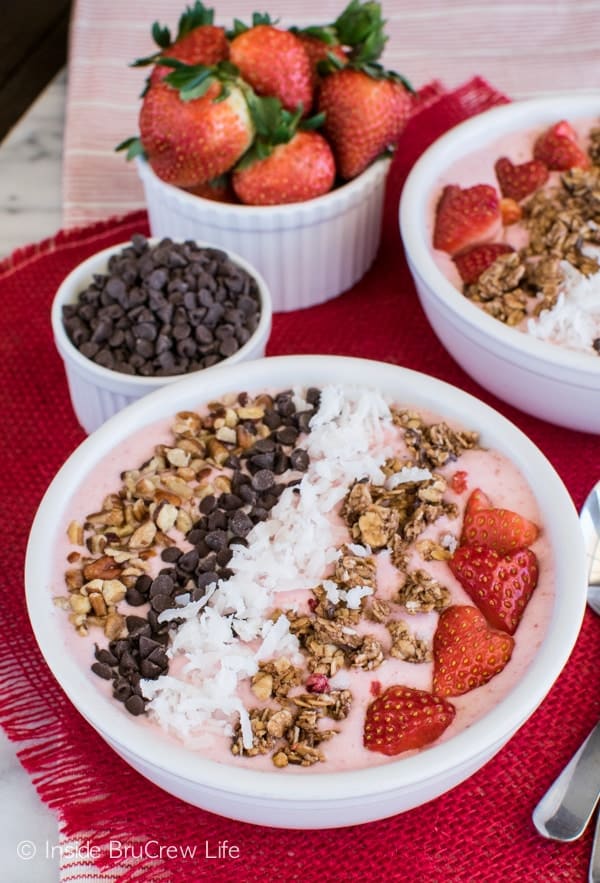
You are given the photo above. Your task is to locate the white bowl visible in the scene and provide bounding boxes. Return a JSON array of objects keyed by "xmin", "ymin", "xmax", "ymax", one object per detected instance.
[
  {"xmin": 136, "ymin": 155, "xmax": 390, "ymax": 313},
  {"xmin": 52, "ymin": 238, "xmax": 272, "ymax": 434},
  {"xmin": 399, "ymin": 93, "xmax": 600, "ymax": 433},
  {"xmin": 25, "ymin": 355, "xmax": 586, "ymax": 829}
]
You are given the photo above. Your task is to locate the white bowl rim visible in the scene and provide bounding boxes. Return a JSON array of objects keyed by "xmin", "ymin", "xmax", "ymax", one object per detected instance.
[
  {"xmin": 25, "ymin": 354, "xmax": 586, "ymax": 804},
  {"xmin": 51, "ymin": 237, "xmax": 273, "ymax": 388},
  {"xmin": 400, "ymin": 92, "xmax": 600, "ymax": 379},
  {"xmin": 135, "ymin": 152, "xmax": 392, "ymax": 216}
]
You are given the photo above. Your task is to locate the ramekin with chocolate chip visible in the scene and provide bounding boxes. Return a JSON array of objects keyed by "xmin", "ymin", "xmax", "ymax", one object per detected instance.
[{"xmin": 52, "ymin": 235, "xmax": 272, "ymax": 433}]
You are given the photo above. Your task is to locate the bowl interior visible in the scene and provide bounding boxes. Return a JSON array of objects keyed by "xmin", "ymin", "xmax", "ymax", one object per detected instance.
[
  {"xmin": 399, "ymin": 93, "xmax": 600, "ymax": 378},
  {"xmin": 25, "ymin": 355, "xmax": 586, "ymax": 804}
]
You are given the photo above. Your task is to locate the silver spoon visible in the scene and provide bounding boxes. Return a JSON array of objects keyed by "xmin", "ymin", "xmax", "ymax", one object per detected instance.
[{"xmin": 533, "ymin": 481, "xmax": 600, "ymax": 847}]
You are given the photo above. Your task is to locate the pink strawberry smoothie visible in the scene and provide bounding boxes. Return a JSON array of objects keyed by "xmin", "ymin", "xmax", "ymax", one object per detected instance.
[
  {"xmin": 429, "ymin": 117, "xmax": 600, "ymax": 355},
  {"xmin": 51, "ymin": 387, "xmax": 555, "ymax": 772}
]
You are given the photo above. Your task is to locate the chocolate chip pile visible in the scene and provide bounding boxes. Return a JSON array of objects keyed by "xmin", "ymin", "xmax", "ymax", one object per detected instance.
[
  {"xmin": 62, "ymin": 234, "xmax": 262, "ymax": 377},
  {"xmin": 89, "ymin": 387, "xmax": 320, "ymax": 715}
]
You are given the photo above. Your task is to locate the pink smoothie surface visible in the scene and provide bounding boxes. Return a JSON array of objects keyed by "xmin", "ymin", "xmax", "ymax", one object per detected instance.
[{"xmin": 51, "ymin": 391, "xmax": 555, "ymax": 773}]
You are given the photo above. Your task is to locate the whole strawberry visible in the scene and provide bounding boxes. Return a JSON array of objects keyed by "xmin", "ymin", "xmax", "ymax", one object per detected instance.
[
  {"xmin": 449, "ymin": 544, "xmax": 539, "ymax": 635},
  {"xmin": 363, "ymin": 684, "xmax": 455, "ymax": 756},
  {"xmin": 318, "ymin": 67, "xmax": 412, "ymax": 180},
  {"xmin": 138, "ymin": 64, "xmax": 254, "ymax": 188},
  {"xmin": 229, "ymin": 17, "xmax": 313, "ymax": 114},
  {"xmin": 433, "ymin": 605, "xmax": 515, "ymax": 697},
  {"xmin": 233, "ymin": 129, "xmax": 335, "ymax": 205}
]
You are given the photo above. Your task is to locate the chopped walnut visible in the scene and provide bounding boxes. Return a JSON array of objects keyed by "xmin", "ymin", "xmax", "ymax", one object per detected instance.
[
  {"xmin": 397, "ymin": 569, "xmax": 452, "ymax": 614},
  {"xmin": 387, "ymin": 620, "xmax": 432, "ymax": 663}
]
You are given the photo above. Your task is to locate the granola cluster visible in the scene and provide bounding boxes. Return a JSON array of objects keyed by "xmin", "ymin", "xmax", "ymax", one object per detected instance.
[{"xmin": 463, "ymin": 131, "xmax": 600, "ymax": 326}]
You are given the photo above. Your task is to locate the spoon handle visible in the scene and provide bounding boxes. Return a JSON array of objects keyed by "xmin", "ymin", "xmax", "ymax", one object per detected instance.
[
  {"xmin": 533, "ymin": 721, "xmax": 600, "ymax": 841},
  {"xmin": 590, "ymin": 810, "xmax": 600, "ymax": 883}
]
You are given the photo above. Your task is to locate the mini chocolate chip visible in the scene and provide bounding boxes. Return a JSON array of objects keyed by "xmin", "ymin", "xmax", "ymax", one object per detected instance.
[
  {"xmin": 263, "ymin": 410, "xmax": 281, "ymax": 429},
  {"xmin": 207, "ymin": 510, "xmax": 228, "ymax": 531},
  {"xmin": 229, "ymin": 510, "xmax": 253, "ymax": 537},
  {"xmin": 205, "ymin": 530, "xmax": 228, "ymax": 551},
  {"xmin": 216, "ymin": 547, "xmax": 233, "ymax": 566},
  {"xmin": 161, "ymin": 546, "xmax": 182, "ymax": 563},
  {"xmin": 197, "ymin": 553, "xmax": 217, "ymax": 572},
  {"xmin": 178, "ymin": 549, "xmax": 200, "ymax": 571},
  {"xmin": 118, "ymin": 651, "xmax": 138, "ymax": 676},
  {"xmin": 252, "ymin": 437, "xmax": 276, "ymax": 453},
  {"xmin": 187, "ymin": 528, "xmax": 206, "ymax": 546},
  {"xmin": 95, "ymin": 647, "xmax": 118, "ymax": 666},
  {"xmin": 125, "ymin": 695, "xmax": 146, "ymax": 716},
  {"xmin": 276, "ymin": 426, "xmax": 299, "ymax": 445},
  {"xmin": 91, "ymin": 662, "xmax": 113, "ymax": 680},
  {"xmin": 150, "ymin": 574, "xmax": 174, "ymax": 597},
  {"xmin": 126, "ymin": 615, "xmax": 151, "ymax": 637},
  {"xmin": 135, "ymin": 574, "xmax": 153, "ymax": 594},
  {"xmin": 125, "ymin": 587, "xmax": 147, "ymax": 606},
  {"xmin": 252, "ymin": 469, "xmax": 275, "ymax": 491},
  {"xmin": 290, "ymin": 448, "xmax": 310, "ymax": 471},
  {"xmin": 150, "ymin": 593, "xmax": 173, "ymax": 613},
  {"xmin": 238, "ymin": 484, "xmax": 258, "ymax": 505},
  {"xmin": 196, "ymin": 571, "xmax": 219, "ymax": 589},
  {"xmin": 113, "ymin": 679, "xmax": 133, "ymax": 702},
  {"xmin": 199, "ymin": 494, "xmax": 217, "ymax": 514},
  {"xmin": 251, "ymin": 507, "xmax": 269, "ymax": 522},
  {"xmin": 148, "ymin": 647, "xmax": 169, "ymax": 668},
  {"xmin": 140, "ymin": 659, "xmax": 163, "ymax": 679},
  {"xmin": 138, "ymin": 636, "xmax": 162, "ymax": 658},
  {"xmin": 220, "ymin": 493, "xmax": 243, "ymax": 510}
]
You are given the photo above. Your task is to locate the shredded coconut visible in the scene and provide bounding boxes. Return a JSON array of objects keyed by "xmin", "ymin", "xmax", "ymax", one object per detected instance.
[
  {"xmin": 527, "ymin": 251, "xmax": 600, "ymax": 353},
  {"xmin": 141, "ymin": 386, "xmax": 396, "ymax": 748},
  {"xmin": 385, "ymin": 466, "xmax": 433, "ymax": 489}
]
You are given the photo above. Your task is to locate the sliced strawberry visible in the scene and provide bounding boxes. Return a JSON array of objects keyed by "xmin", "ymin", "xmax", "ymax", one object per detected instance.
[
  {"xmin": 461, "ymin": 489, "xmax": 539, "ymax": 553},
  {"xmin": 449, "ymin": 544, "xmax": 539, "ymax": 634},
  {"xmin": 433, "ymin": 605, "xmax": 515, "ymax": 697},
  {"xmin": 363, "ymin": 685, "xmax": 455, "ymax": 756},
  {"xmin": 433, "ymin": 184, "xmax": 502, "ymax": 256},
  {"xmin": 533, "ymin": 121, "xmax": 590, "ymax": 171},
  {"xmin": 453, "ymin": 242, "xmax": 514, "ymax": 284},
  {"xmin": 494, "ymin": 156, "xmax": 549, "ymax": 202},
  {"xmin": 465, "ymin": 488, "xmax": 491, "ymax": 515}
]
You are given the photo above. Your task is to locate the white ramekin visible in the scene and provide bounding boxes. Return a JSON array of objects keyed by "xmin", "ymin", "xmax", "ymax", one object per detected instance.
[
  {"xmin": 25, "ymin": 355, "xmax": 586, "ymax": 828},
  {"xmin": 136, "ymin": 155, "xmax": 391, "ymax": 313},
  {"xmin": 51, "ymin": 238, "xmax": 273, "ymax": 434},
  {"xmin": 399, "ymin": 93, "xmax": 600, "ymax": 433}
]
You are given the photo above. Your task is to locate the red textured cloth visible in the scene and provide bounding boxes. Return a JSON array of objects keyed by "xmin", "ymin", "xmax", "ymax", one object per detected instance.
[{"xmin": 3, "ymin": 78, "xmax": 600, "ymax": 882}]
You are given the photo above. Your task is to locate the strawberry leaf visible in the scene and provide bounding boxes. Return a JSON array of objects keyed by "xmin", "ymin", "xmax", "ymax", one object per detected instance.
[
  {"xmin": 115, "ymin": 136, "xmax": 146, "ymax": 161},
  {"xmin": 335, "ymin": 0, "xmax": 387, "ymax": 60},
  {"xmin": 290, "ymin": 24, "xmax": 338, "ymax": 44},
  {"xmin": 176, "ymin": 1, "xmax": 214, "ymax": 39},
  {"xmin": 152, "ymin": 22, "xmax": 172, "ymax": 49}
]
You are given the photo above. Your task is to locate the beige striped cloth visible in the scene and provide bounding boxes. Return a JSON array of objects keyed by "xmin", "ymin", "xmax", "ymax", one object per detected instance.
[{"xmin": 63, "ymin": 0, "xmax": 600, "ymax": 227}]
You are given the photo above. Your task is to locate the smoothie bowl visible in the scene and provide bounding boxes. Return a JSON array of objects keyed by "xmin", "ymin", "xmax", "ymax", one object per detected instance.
[
  {"xmin": 400, "ymin": 93, "xmax": 600, "ymax": 433},
  {"xmin": 25, "ymin": 355, "xmax": 586, "ymax": 828}
]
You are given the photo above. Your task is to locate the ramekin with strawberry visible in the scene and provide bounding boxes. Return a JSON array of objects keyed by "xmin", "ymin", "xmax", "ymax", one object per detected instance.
[{"xmin": 118, "ymin": 0, "xmax": 414, "ymax": 207}]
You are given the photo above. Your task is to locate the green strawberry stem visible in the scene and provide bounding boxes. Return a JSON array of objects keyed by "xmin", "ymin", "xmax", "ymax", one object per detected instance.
[
  {"xmin": 228, "ymin": 12, "xmax": 274, "ymax": 39},
  {"xmin": 132, "ymin": 1, "xmax": 216, "ymax": 67},
  {"xmin": 115, "ymin": 136, "xmax": 146, "ymax": 160},
  {"xmin": 162, "ymin": 59, "xmax": 240, "ymax": 101},
  {"xmin": 335, "ymin": 0, "xmax": 387, "ymax": 62}
]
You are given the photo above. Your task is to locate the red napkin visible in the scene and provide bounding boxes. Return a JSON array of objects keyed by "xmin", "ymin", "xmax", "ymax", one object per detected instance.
[{"xmin": 3, "ymin": 78, "xmax": 600, "ymax": 882}]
